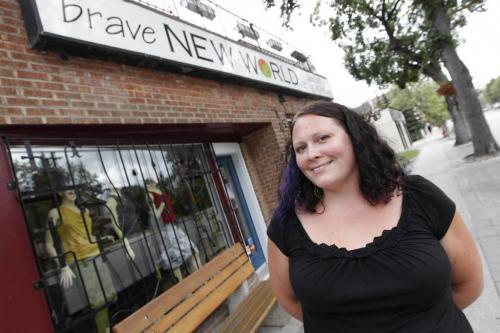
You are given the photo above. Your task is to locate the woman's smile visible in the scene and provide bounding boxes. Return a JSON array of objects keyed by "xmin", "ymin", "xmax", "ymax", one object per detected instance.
[{"xmin": 311, "ymin": 160, "xmax": 334, "ymax": 173}]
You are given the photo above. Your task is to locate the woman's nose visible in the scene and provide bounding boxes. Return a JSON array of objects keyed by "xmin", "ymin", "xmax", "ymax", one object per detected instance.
[{"xmin": 307, "ymin": 145, "xmax": 321, "ymax": 160}]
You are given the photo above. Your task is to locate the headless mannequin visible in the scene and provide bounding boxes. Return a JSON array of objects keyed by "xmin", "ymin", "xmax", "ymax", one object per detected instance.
[
  {"xmin": 146, "ymin": 182, "xmax": 200, "ymax": 281},
  {"xmin": 45, "ymin": 190, "xmax": 112, "ymax": 333},
  {"xmin": 105, "ymin": 190, "xmax": 136, "ymax": 260}
]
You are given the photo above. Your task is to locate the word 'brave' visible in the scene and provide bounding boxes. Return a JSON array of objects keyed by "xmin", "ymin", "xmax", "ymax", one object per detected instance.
[{"xmin": 62, "ymin": 1, "xmax": 156, "ymax": 43}]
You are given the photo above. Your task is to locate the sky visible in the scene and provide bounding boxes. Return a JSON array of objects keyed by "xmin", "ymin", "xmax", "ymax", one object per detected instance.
[{"xmin": 210, "ymin": 0, "xmax": 500, "ymax": 107}]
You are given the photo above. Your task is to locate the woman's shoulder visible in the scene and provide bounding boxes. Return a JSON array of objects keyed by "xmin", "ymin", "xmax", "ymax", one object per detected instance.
[
  {"xmin": 267, "ymin": 211, "xmax": 299, "ymax": 256},
  {"xmin": 404, "ymin": 174, "xmax": 440, "ymax": 193}
]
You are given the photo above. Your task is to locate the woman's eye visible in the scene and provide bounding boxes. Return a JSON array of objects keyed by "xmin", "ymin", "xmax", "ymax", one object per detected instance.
[
  {"xmin": 318, "ymin": 135, "xmax": 330, "ymax": 142},
  {"xmin": 295, "ymin": 146, "xmax": 305, "ymax": 153}
]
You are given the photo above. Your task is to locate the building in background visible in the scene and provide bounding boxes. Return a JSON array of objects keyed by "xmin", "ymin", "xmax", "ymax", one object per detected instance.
[
  {"xmin": 373, "ymin": 109, "xmax": 412, "ymax": 152},
  {"xmin": 0, "ymin": 0, "xmax": 332, "ymax": 332},
  {"xmin": 354, "ymin": 102, "xmax": 412, "ymax": 152}
]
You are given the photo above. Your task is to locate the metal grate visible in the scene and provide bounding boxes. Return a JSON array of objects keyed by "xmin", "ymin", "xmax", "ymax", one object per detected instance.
[{"xmin": 6, "ymin": 138, "xmax": 238, "ymax": 333}]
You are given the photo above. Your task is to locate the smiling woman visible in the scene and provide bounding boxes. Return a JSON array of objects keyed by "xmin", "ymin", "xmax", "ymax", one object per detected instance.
[{"xmin": 267, "ymin": 101, "xmax": 483, "ymax": 333}]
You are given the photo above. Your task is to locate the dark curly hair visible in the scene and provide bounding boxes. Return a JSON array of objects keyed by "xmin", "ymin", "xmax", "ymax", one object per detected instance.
[{"xmin": 271, "ymin": 101, "xmax": 405, "ymax": 224}]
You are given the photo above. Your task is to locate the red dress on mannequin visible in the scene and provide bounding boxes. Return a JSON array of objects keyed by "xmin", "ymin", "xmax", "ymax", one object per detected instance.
[{"xmin": 150, "ymin": 191, "xmax": 176, "ymax": 224}]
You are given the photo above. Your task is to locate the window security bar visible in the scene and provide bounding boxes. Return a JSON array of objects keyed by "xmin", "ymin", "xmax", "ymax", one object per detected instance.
[{"xmin": 6, "ymin": 138, "xmax": 235, "ymax": 333}]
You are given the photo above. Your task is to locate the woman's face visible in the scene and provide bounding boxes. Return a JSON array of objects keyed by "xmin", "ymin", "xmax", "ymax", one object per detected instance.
[{"xmin": 292, "ymin": 114, "xmax": 358, "ymax": 191}]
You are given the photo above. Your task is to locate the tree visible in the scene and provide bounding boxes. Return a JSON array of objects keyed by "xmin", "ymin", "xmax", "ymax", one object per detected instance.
[
  {"xmin": 484, "ymin": 76, "xmax": 500, "ymax": 105},
  {"xmin": 415, "ymin": 0, "xmax": 498, "ymax": 155},
  {"xmin": 266, "ymin": 0, "xmax": 498, "ymax": 155},
  {"xmin": 384, "ymin": 80, "xmax": 449, "ymax": 127}
]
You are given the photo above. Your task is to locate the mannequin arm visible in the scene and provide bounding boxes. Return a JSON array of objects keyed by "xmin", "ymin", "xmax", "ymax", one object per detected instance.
[
  {"xmin": 106, "ymin": 197, "xmax": 123, "ymax": 240},
  {"xmin": 46, "ymin": 209, "xmax": 76, "ymax": 288},
  {"xmin": 60, "ymin": 265, "xmax": 76, "ymax": 288},
  {"xmin": 106, "ymin": 197, "xmax": 136, "ymax": 260},
  {"xmin": 123, "ymin": 238, "xmax": 136, "ymax": 260},
  {"xmin": 148, "ymin": 192, "xmax": 165, "ymax": 220}
]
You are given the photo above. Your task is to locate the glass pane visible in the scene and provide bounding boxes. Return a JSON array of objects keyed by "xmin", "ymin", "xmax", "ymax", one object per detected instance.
[{"xmin": 8, "ymin": 140, "xmax": 233, "ymax": 332}]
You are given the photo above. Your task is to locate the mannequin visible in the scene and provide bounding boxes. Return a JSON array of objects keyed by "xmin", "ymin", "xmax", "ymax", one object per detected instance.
[
  {"xmin": 145, "ymin": 180, "xmax": 200, "ymax": 281},
  {"xmin": 45, "ymin": 190, "xmax": 116, "ymax": 333},
  {"xmin": 105, "ymin": 189, "xmax": 136, "ymax": 260}
]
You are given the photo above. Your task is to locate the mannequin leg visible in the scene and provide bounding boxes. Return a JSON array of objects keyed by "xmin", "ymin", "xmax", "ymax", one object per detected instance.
[
  {"xmin": 172, "ymin": 267, "xmax": 183, "ymax": 282},
  {"xmin": 188, "ymin": 251, "xmax": 201, "ymax": 273},
  {"xmin": 94, "ymin": 308, "xmax": 110, "ymax": 333}
]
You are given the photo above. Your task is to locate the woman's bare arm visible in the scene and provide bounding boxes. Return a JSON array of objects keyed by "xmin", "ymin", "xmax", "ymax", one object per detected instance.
[
  {"xmin": 268, "ymin": 239, "xmax": 303, "ymax": 321},
  {"xmin": 441, "ymin": 211, "xmax": 483, "ymax": 309}
]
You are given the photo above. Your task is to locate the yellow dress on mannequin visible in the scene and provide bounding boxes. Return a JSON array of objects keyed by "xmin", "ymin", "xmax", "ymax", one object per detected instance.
[
  {"xmin": 56, "ymin": 207, "xmax": 100, "ymax": 263},
  {"xmin": 47, "ymin": 190, "xmax": 115, "ymax": 333}
]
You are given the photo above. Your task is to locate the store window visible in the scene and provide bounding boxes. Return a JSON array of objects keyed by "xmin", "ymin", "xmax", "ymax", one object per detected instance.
[{"xmin": 7, "ymin": 139, "xmax": 234, "ymax": 333}]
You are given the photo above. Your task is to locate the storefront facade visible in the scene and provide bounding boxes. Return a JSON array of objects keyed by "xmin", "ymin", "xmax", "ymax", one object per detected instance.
[{"xmin": 0, "ymin": 0, "xmax": 332, "ymax": 331}]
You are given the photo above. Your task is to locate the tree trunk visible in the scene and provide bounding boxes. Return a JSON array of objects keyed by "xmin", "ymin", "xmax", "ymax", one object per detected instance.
[
  {"xmin": 423, "ymin": 62, "xmax": 471, "ymax": 145},
  {"xmin": 445, "ymin": 95, "xmax": 470, "ymax": 145},
  {"xmin": 430, "ymin": 4, "xmax": 498, "ymax": 156}
]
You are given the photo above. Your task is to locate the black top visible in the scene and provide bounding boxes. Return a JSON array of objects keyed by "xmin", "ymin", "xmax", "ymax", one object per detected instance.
[{"xmin": 267, "ymin": 175, "xmax": 473, "ymax": 333}]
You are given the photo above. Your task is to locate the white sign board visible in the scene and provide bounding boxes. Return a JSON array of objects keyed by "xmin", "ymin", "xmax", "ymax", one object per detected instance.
[{"xmin": 31, "ymin": 0, "xmax": 333, "ymax": 98}]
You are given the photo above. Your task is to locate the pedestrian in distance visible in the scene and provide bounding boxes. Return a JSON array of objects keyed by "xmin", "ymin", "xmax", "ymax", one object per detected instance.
[{"xmin": 267, "ymin": 101, "xmax": 483, "ymax": 332}]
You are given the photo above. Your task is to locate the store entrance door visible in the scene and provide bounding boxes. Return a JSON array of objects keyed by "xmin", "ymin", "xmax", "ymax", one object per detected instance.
[{"xmin": 216, "ymin": 156, "xmax": 265, "ymax": 269}]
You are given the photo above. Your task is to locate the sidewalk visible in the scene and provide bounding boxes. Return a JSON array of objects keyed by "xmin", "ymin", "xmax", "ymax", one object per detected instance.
[
  {"xmin": 258, "ymin": 110, "xmax": 500, "ymax": 332},
  {"xmin": 412, "ymin": 110, "xmax": 500, "ymax": 332}
]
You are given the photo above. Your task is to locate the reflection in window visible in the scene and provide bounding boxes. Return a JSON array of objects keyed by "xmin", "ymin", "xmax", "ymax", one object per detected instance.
[{"xmin": 8, "ymin": 141, "xmax": 233, "ymax": 333}]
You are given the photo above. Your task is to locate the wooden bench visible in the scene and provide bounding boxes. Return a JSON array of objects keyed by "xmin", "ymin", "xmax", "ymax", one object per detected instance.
[{"xmin": 112, "ymin": 243, "xmax": 276, "ymax": 333}]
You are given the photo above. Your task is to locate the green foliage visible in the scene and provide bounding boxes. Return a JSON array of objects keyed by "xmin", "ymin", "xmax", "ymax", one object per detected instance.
[
  {"xmin": 264, "ymin": 0, "xmax": 486, "ymax": 90},
  {"xmin": 385, "ymin": 80, "xmax": 449, "ymax": 126},
  {"xmin": 484, "ymin": 76, "xmax": 500, "ymax": 104},
  {"xmin": 397, "ymin": 149, "xmax": 419, "ymax": 161}
]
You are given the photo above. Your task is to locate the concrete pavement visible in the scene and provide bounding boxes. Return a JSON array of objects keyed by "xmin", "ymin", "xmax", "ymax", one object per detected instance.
[
  {"xmin": 258, "ymin": 109, "xmax": 500, "ymax": 333},
  {"xmin": 412, "ymin": 109, "xmax": 500, "ymax": 332}
]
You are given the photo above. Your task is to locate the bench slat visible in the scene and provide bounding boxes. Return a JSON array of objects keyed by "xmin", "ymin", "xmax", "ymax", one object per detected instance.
[
  {"xmin": 219, "ymin": 280, "xmax": 277, "ymax": 333},
  {"xmin": 150, "ymin": 254, "xmax": 252, "ymax": 332},
  {"xmin": 164, "ymin": 260, "xmax": 254, "ymax": 333},
  {"xmin": 239, "ymin": 283, "xmax": 276, "ymax": 333},
  {"xmin": 112, "ymin": 243, "xmax": 245, "ymax": 333}
]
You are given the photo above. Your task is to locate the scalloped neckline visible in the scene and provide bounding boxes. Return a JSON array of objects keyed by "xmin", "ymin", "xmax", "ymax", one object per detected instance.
[{"xmin": 295, "ymin": 190, "xmax": 408, "ymax": 258}]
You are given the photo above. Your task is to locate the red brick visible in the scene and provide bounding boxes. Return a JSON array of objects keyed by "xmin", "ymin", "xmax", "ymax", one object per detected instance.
[
  {"xmin": 16, "ymin": 70, "xmax": 49, "ymax": 81},
  {"xmin": 70, "ymin": 101, "xmax": 95, "ymax": 108},
  {"xmin": 25, "ymin": 108, "xmax": 57, "ymax": 116},
  {"xmin": 6, "ymin": 97, "xmax": 39, "ymax": 106},
  {"xmin": 97, "ymin": 102, "xmax": 118, "ymax": 109},
  {"xmin": 41, "ymin": 99, "xmax": 69, "ymax": 107},
  {"xmin": 35, "ymin": 82, "xmax": 65, "ymax": 91},
  {"xmin": 54, "ymin": 92, "xmax": 82, "ymax": 100},
  {"xmin": 0, "ymin": 108, "xmax": 23, "ymax": 116},
  {"xmin": 0, "ymin": 87, "xmax": 18, "ymax": 95},
  {"xmin": 8, "ymin": 116, "xmax": 44, "ymax": 124},
  {"xmin": 58, "ymin": 109, "xmax": 86, "ymax": 117},
  {"xmin": 22, "ymin": 89, "xmax": 53, "ymax": 98},
  {"xmin": 87, "ymin": 110, "xmax": 111, "ymax": 117}
]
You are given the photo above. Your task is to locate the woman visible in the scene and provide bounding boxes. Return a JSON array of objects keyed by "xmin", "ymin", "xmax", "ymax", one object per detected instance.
[{"xmin": 267, "ymin": 101, "xmax": 483, "ymax": 332}]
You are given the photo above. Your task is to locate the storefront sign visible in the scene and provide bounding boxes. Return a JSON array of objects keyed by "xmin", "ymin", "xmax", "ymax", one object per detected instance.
[{"xmin": 22, "ymin": 0, "xmax": 333, "ymax": 98}]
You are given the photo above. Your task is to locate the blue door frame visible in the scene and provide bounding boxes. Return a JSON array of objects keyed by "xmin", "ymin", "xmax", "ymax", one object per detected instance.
[{"xmin": 217, "ymin": 156, "xmax": 265, "ymax": 269}]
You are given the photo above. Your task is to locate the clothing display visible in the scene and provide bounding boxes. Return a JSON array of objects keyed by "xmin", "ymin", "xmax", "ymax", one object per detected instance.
[
  {"xmin": 267, "ymin": 175, "xmax": 473, "ymax": 333},
  {"xmin": 152, "ymin": 219, "xmax": 199, "ymax": 270},
  {"xmin": 150, "ymin": 191, "xmax": 176, "ymax": 224},
  {"xmin": 56, "ymin": 207, "xmax": 100, "ymax": 263},
  {"xmin": 71, "ymin": 255, "xmax": 117, "ymax": 308},
  {"xmin": 70, "ymin": 256, "xmax": 116, "ymax": 333}
]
